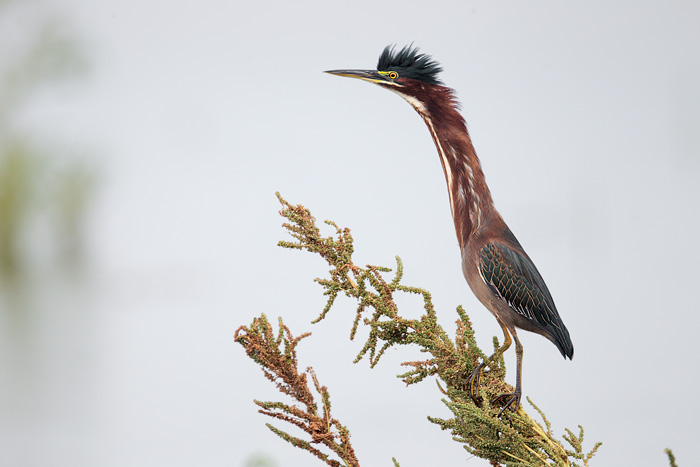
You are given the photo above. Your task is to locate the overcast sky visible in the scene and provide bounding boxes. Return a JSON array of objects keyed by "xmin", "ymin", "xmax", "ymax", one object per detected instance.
[{"xmin": 1, "ymin": 1, "xmax": 699, "ymax": 466}]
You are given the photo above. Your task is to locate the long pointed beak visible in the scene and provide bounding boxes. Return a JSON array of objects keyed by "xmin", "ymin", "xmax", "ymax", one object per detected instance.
[{"xmin": 324, "ymin": 69, "xmax": 384, "ymax": 84}]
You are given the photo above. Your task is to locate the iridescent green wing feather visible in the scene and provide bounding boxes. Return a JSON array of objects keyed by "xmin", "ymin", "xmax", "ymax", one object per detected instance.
[{"xmin": 478, "ymin": 243, "xmax": 572, "ymax": 359}]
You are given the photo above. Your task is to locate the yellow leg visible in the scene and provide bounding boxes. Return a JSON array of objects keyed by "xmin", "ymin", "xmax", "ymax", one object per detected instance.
[
  {"xmin": 497, "ymin": 323, "xmax": 513, "ymax": 355},
  {"xmin": 493, "ymin": 331, "xmax": 523, "ymax": 416},
  {"xmin": 465, "ymin": 320, "xmax": 512, "ymax": 405}
]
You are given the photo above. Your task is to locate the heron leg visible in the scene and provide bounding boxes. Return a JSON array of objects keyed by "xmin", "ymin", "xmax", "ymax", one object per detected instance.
[
  {"xmin": 465, "ymin": 321, "xmax": 512, "ymax": 406},
  {"xmin": 493, "ymin": 330, "xmax": 523, "ymax": 417}
]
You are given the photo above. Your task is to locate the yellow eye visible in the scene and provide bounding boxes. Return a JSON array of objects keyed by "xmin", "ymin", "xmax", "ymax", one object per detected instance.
[{"xmin": 389, "ymin": 71, "xmax": 398, "ymax": 80}]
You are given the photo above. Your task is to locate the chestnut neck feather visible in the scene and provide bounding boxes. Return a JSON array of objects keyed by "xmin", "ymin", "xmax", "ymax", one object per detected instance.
[{"xmin": 400, "ymin": 81, "xmax": 493, "ymax": 247}]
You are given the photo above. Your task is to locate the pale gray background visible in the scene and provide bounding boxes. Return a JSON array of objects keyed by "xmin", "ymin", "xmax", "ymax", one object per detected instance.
[{"xmin": 1, "ymin": 1, "xmax": 699, "ymax": 466}]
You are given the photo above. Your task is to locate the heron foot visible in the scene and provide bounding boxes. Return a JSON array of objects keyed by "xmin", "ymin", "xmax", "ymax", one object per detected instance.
[
  {"xmin": 493, "ymin": 390, "xmax": 521, "ymax": 417},
  {"xmin": 464, "ymin": 362, "xmax": 487, "ymax": 406}
]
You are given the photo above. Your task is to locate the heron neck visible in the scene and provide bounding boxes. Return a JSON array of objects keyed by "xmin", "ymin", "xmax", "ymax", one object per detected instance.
[{"xmin": 419, "ymin": 98, "xmax": 493, "ymax": 247}]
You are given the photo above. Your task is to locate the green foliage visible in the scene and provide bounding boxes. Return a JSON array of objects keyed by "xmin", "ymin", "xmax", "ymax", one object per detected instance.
[
  {"xmin": 235, "ymin": 314, "xmax": 358, "ymax": 467},
  {"xmin": 0, "ymin": 3, "xmax": 93, "ymax": 280},
  {"xmin": 236, "ymin": 194, "xmax": 603, "ymax": 466},
  {"xmin": 243, "ymin": 453, "xmax": 278, "ymax": 467},
  {"xmin": 665, "ymin": 449, "xmax": 678, "ymax": 467},
  {"xmin": 0, "ymin": 141, "xmax": 34, "ymax": 273}
]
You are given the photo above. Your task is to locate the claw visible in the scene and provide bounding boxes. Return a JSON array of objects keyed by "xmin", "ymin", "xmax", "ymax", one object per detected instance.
[
  {"xmin": 464, "ymin": 362, "xmax": 486, "ymax": 406},
  {"xmin": 493, "ymin": 391, "xmax": 521, "ymax": 417}
]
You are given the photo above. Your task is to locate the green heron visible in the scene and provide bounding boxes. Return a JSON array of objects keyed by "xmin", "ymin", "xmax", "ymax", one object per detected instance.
[{"xmin": 326, "ymin": 45, "xmax": 573, "ymax": 414}]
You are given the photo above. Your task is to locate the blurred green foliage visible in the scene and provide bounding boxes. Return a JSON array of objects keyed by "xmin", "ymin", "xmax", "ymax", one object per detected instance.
[
  {"xmin": 0, "ymin": 140, "xmax": 33, "ymax": 273},
  {"xmin": 243, "ymin": 453, "xmax": 278, "ymax": 467},
  {"xmin": 0, "ymin": 1, "xmax": 93, "ymax": 281}
]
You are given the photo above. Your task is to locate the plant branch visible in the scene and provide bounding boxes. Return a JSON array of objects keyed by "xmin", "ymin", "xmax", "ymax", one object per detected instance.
[
  {"xmin": 235, "ymin": 314, "xmax": 358, "ymax": 467},
  {"xmin": 236, "ymin": 193, "xmax": 603, "ymax": 466}
]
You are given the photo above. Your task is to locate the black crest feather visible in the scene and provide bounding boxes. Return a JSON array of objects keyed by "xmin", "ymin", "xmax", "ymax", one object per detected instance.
[{"xmin": 377, "ymin": 44, "xmax": 443, "ymax": 85}]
